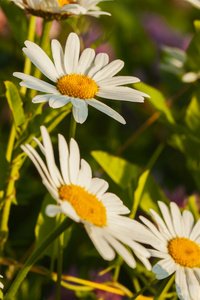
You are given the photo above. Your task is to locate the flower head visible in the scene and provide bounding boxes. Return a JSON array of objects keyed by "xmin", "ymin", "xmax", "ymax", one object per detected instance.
[
  {"xmin": 21, "ymin": 126, "xmax": 151, "ymax": 269},
  {"xmin": 14, "ymin": 32, "xmax": 149, "ymax": 124},
  {"xmin": 139, "ymin": 201, "xmax": 200, "ymax": 300},
  {"xmin": 11, "ymin": 0, "xmax": 110, "ymax": 20}
]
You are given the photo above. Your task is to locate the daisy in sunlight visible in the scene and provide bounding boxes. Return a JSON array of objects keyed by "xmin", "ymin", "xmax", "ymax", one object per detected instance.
[
  {"xmin": 21, "ymin": 126, "xmax": 152, "ymax": 269},
  {"xmin": 139, "ymin": 201, "xmax": 200, "ymax": 300},
  {"xmin": 14, "ymin": 32, "xmax": 149, "ymax": 124},
  {"xmin": 11, "ymin": 0, "xmax": 110, "ymax": 20}
]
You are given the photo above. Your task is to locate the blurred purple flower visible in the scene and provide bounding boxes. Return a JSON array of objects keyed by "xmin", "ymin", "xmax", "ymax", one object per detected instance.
[
  {"xmin": 0, "ymin": 8, "xmax": 11, "ymax": 37},
  {"xmin": 164, "ymin": 186, "xmax": 188, "ymax": 207},
  {"xmin": 90, "ymin": 270, "xmax": 126, "ymax": 300},
  {"xmin": 142, "ymin": 12, "xmax": 191, "ymax": 50}
]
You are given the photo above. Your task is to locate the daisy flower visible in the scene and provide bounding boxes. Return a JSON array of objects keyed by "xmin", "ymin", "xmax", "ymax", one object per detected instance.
[
  {"xmin": 13, "ymin": 32, "xmax": 149, "ymax": 124},
  {"xmin": 11, "ymin": 0, "xmax": 111, "ymax": 20},
  {"xmin": 139, "ymin": 201, "xmax": 200, "ymax": 300},
  {"xmin": 21, "ymin": 125, "xmax": 152, "ymax": 269},
  {"xmin": 0, "ymin": 275, "xmax": 3, "ymax": 290}
]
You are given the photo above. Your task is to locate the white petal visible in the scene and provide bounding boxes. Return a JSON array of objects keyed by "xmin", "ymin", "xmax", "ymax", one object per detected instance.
[
  {"xmin": 76, "ymin": 159, "xmax": 92, "ymax": 190},
  {"xmin": 13, "ymin": 72, "xmax": 58, "ymax": 94},
  {"xmin": 148, "ymin": 249, "xmax": 170, "ymax": 259},
  {"xmin": 69, "ymin": 138, "xmax": 80, "ymax": 185},
  {"xmin": 76, "ymin": 48, "xmax": 95, "ymax": 75},
  {"xmin": 40, "ymin": 126, "xmax": 61, "ymax": 187},
  {"xmin": 152, "ymin": 258, "xmax": 177, "ymax": 279},
  {"xmin": 45, "ymin": 204, "xmax": 62, "ymax": 217},
  {"xmin": 92, "ymin": 59, "xmax": 124, "ymax": 82},
  {"xmin": 150, "ymin": 209, "xmax": 172, "ymax": 240},
  {"xmin": 96, "ymin": 76, "xmax": 140, "ymax": 86},
  {"xmin": 185, "ymin": 268, "xmax": 200, "ymax": 299},
  {"xmin": 85, "ymin": 225, "xmax": 116, "ymax": 260},
  {"xmin": 175, "ymin": 267, "xmax": 190, "ymax": 300},
  {"xmin": 189, "ymin": 218, "xmax": 200, "ymax": 241},
  {"xmin": 170, "ymin": 202, "xmax": 183, "ymax": 237},
  {"xmin": 139, "ymin": 216, "xmax": 168, "ymax": 244},
  {"xmin": 21, "ymin": 144, "xmax": 58, "ymax": 190},
  {"xmin": 58, "ymin": 134, "xmax": 70, "ymax": 185},
  {"xmin": 86, "ymin": 98, "xmax": 126, "ymax": 124},
  {"xmin": 87, "ymin": 53, "xmax": 109, "ymax": 77},
  {"xmin": 103, "ymin": 232, "xmax": 136, "ymax": 268},
  {"xmin": 60, "ymin": 201, "xmax": 80, "ymax": 222},
  {"xmin": 158, "ymin": 201, "xmax": 176, "ymax": 238},
  {"xmin": 182, "ymin": 210, "xmax": 194, "ymax": 239},
  {"xmin": 32, "ymin": 94, "xmax": 52, "ymax": 103},
  {"xmin": 23, "ymin": 41, "xmax": 59, "ymax": 82},
  {"xmin": 51, "ymin": 39, "xmax": 66, "ymax": 76},
  {"xmin": 97, "ymin": 86, "xmax": 146, "ymax": 102},
  {"xmin": 49, "ymin": 95, "xmax": 71, "ymax": 108},
  {"xmin": 88, "ymin": 178, "xmax": 108, "ymax": 196},
  {"xmin": 64, "ymin": 33, "xmax": 80, "ymax": 74},
  {"xmin": 71, "ymin": 98, "xmax": 88, "ymax": 123}
]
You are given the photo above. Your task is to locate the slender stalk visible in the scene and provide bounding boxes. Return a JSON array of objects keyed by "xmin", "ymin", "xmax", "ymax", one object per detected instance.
[
  {"xmin": 4, "ymin": 218, "xmax": 73, "ymax": 300},
  {"xmin": 69, "ymin": 113, "xmax": 77, "ymax": 140},
  {"xmin": 0, "ymin": 125, "xmax": 16, "ymax": 259},
  {"xmin": 55, "ymin": 214, "xmax": 65, "ymax": 300},
  {"xmin": 157, "ymin": 275, "xmax": 175, "ymax": 300},
  {"xmin": 20, "ymin": 15, "xmax": 36, "ymax": 97}
]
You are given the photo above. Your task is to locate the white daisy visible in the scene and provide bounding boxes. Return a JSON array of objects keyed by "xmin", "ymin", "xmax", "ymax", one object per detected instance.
[
  {"xmin": 11, "ymin": 0, "xmax": 111, "ymax": 20},
  {"xmin": 139, "ymin": 201, "xmax": 200, "ymax": 300},
  {"xmin": 0, "ymin": 275, "xmax": 3, "ymax": 290},
  {"xmin": 21, "ymin": 125, "xmax": 152, "ymax": 269},
  {"xmin": 13, "ymin": 32, "xmax": 149, "ymax": 124}
]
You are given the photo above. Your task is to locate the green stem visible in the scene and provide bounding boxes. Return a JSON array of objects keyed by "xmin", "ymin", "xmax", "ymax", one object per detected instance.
[
  {"xmin": 157, "ymin": 275, "xmax": 175, "ymax": 300},
  {"xmin": 69, "ymin": 113, "xmax": 77, "ymax": 140},
  {"xmin": 20, "ymin": 15, "xmax": 36, "ymax": 97},
  {"xmin": 4, "ymin": 218, "xmax": 73, "ymax": 300},
  {"xmin": 55, "ymin": 214, "xmax": 65, "ymax": 300},
  {"xmin": 0, "ymin": 125, "xmax": 16, "ymax": 258}
]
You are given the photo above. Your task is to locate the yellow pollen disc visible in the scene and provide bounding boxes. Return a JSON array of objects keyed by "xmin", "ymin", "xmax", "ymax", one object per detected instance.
[
  {"xmin": 168, "ymin": 237, "xmax": 200, "ymax": 268},
  {"xmin": 57, "ymin": 0, "xmax": 75, "ymax": 8},
  {"xmin": 59, "ymin": 184, "xmax": 107, "ymax": 227},
  {"xmin": 56, "ymin": 74, "xmax": 98, "ymax": 99}
]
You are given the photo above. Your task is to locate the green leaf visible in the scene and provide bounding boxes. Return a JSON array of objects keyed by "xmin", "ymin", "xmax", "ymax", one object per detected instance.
[
  {"xmin": 35, "ymin": 194, "xmax": 72, "ymax": 259},
  {"xmin": 91, "ymin": 151, "xmax": 140, "ymax": 189},
  {"xmin": 187, "ymin": 194, "xmax": 199, "ymax": 222},
  {"xmin": 132, "ymin": 169, "xmax": 168, "ymax": 216},
  {"xmin": 186, "ymin": 31, "xmax": 200, "ymax": 72},
  {"xmin": 185, "ymin": 92, "xmax": 200, "ymax": 137},
  {"xmin": 5, "ymin": 81, "xmax": 25, "ymax": 128},
  {"xmin": 1, "ymin": 0, "xmax": 28, "ymax": 47},
  {"xmin": 134, "ymin": 82, "xmax": 175, "ymax": 125}
]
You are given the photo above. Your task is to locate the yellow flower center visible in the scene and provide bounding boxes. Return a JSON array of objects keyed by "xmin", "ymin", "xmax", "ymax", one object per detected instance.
[
  {"xmin": 56, "ymin": 74, "xmax": 98, "ymax": 99},
  {"xmin": 57, "ymin": 0, "xmax": 75, "ymax": 8},
  {"xmin": 59, "ymin": 184, "xmax": 107, "ymax": 227},
  {"xmin": 168, "ymin": 237, "xmax": 200, "ymax": 268}
]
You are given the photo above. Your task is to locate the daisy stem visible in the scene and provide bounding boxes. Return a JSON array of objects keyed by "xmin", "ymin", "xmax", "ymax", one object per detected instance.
[
  {"xmin": 20, "ymin": 15, "xmax": 36, "ymax": 97},
  {"xmin": 4, "ymin": 218, "xmax": 73, "ymax": 300},
  {"xmin": 69, "ymin": 113, "xmax": 77, "ymax": 140},
  {"xmin": 157, "ymin": 275, "xmax": 175, "ymax": 300},
  {"xmin": 0, "ymin": 124, "xmax": 17, "ymax": 260},
  {"xmin": 55, "ymin": 214, "xmax": 65, "ymax": 300}
]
